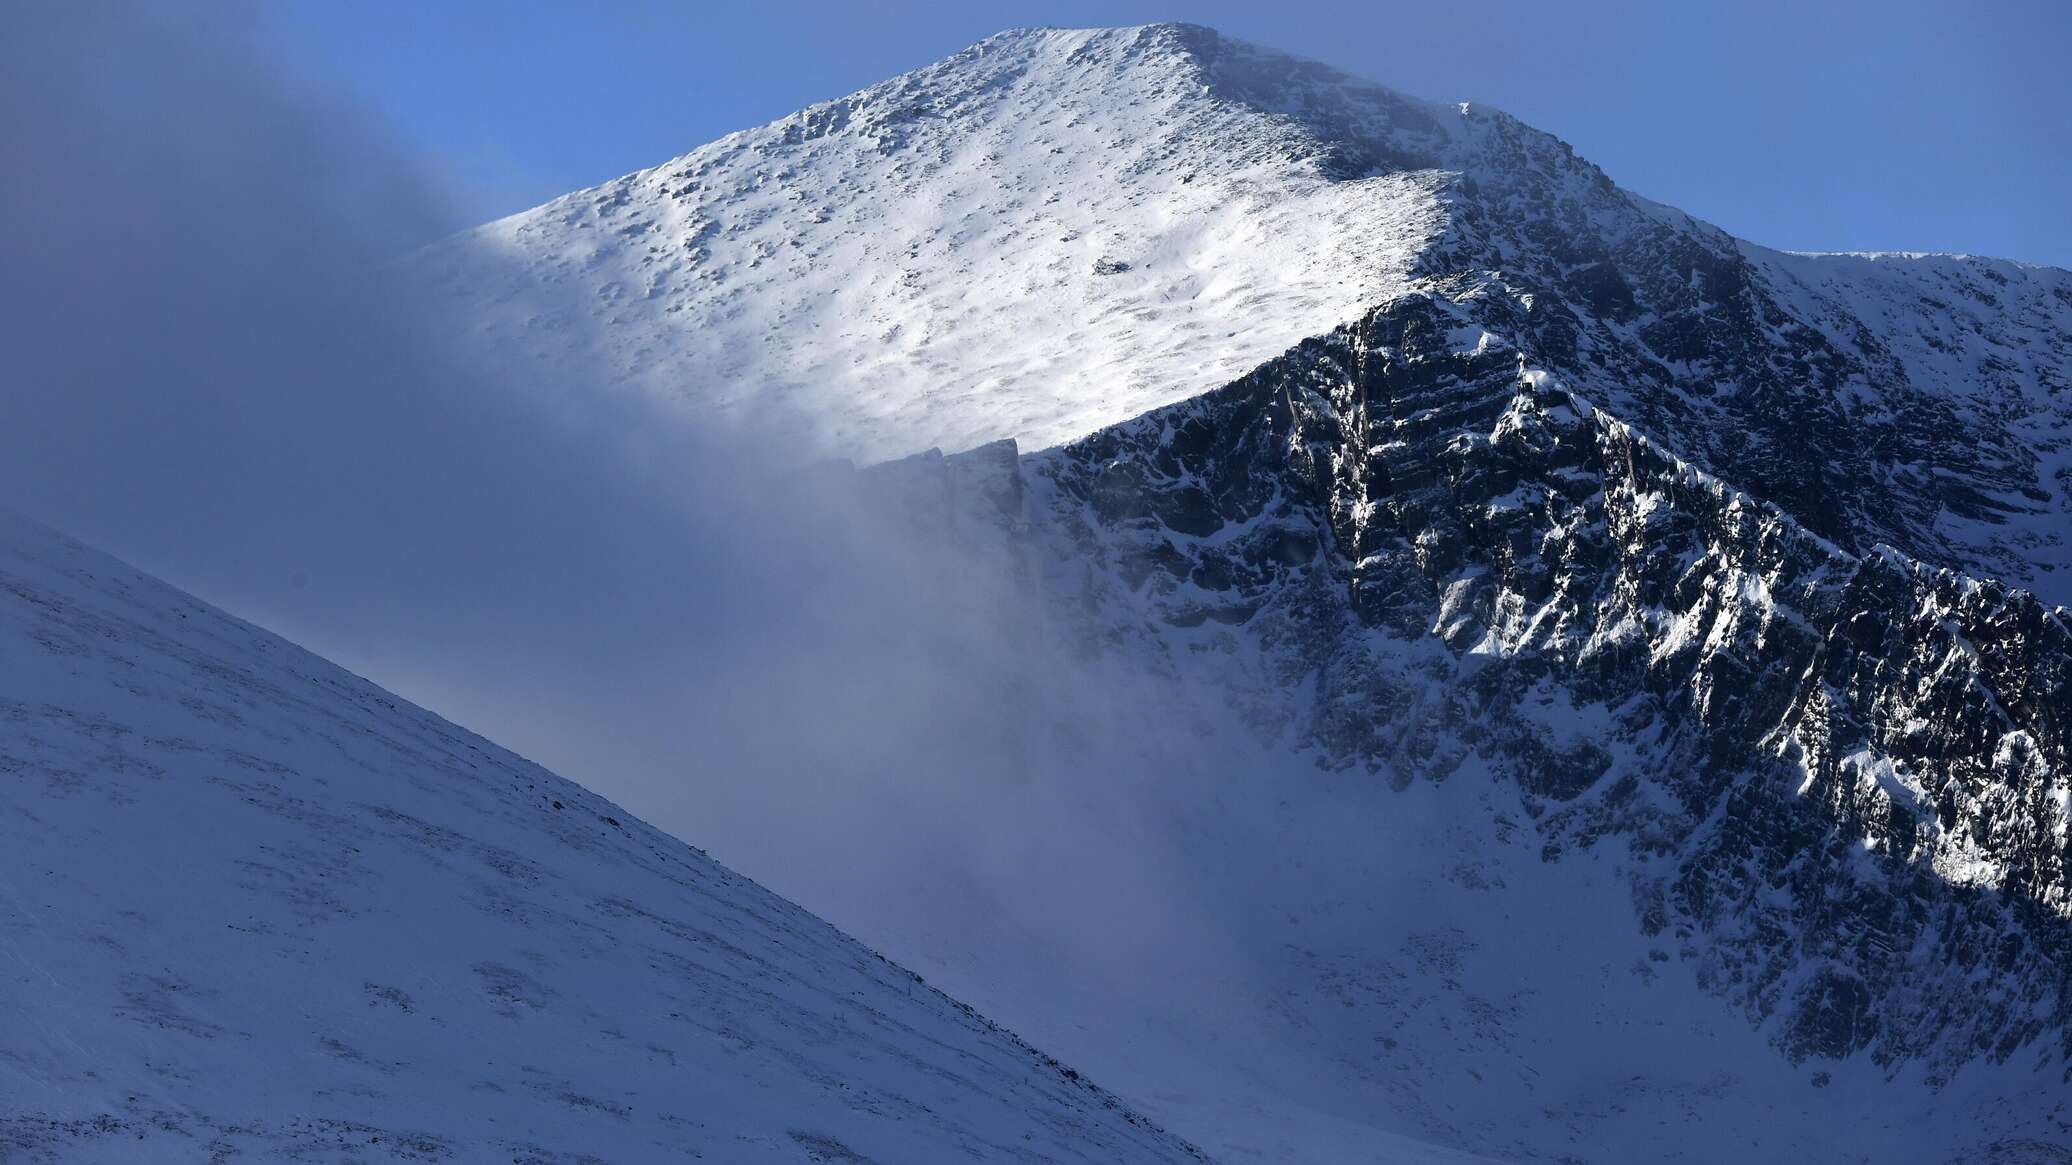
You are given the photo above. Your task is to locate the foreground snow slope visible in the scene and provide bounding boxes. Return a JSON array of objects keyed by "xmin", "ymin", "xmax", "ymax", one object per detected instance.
[{"xmin": 0, "ymin": 511, "xmax": 1200, "ymax": 1164}]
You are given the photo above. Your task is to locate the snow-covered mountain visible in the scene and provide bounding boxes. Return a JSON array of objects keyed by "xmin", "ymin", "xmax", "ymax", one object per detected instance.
[
  {"xmin": 20, "ymin": 18, "xmax": 2061, "ymax": 1165},
  {"xmin": 390, "ymin": 20, "xmax": 2072, "ymax": 1165},
  {"xmin": 0, "ymin": 511, "xmax": 1202, "ymax": 1163},
  {"xmin": 415, "ymin": 21, "xmax": 2072, "ymax": 606}
]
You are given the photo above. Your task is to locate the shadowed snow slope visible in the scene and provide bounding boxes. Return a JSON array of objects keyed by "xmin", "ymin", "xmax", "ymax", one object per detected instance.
[{"xmin": 0, "ymin": 511, "xmax": 1201, "ymax": 1164}]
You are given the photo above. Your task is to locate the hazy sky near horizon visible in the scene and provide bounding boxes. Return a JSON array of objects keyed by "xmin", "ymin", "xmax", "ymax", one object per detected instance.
[{"xmin": 262, "ymin": 0, "xmax": 2072, "ymax": 267}]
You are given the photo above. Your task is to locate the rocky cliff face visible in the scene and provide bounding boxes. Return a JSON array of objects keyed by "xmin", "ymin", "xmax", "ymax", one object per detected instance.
[
  {"xmin": 1425, "ymin": 101, "xmax": 2072, "ymax": 606},
  {"xmin": 1011, "ymin": 285, "xmax": 2071, "ymax": 1081},
  {"xmin": 796, "ymin": 26, "xmax": 2072, "ymax": 1121}
]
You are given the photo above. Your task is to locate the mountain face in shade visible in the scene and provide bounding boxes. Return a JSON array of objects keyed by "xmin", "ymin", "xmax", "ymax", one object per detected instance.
[
  {"xmin": 853, "ymin": 352, "xmax": 2070, "ymax": 1163},
  {"xmin": 1028, "ymin": 292, "xmax": 2071, "ymax": 1078},
  {"xmin": 0, "ymin": 512, "xmax": 1202, "ymax": 1164}
]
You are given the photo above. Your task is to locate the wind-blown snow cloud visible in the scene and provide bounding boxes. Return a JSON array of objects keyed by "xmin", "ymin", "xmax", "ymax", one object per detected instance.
[
  {"xmin": 0, "ymin": 0, "xmax": 1268, "ymax": 1026},
  {"xmin": 11, "ymin": 19, "xmax": 1665, "ymax": 1154}
]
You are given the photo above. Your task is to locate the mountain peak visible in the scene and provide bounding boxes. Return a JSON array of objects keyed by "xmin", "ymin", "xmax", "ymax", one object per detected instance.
[
  {"xmin": 411, "ymin": 24, "xmax": 1470, "ymax": 460},
  {"xmin": 945, "ymin": 21, "xmax": 1465, "ymax": 177}
]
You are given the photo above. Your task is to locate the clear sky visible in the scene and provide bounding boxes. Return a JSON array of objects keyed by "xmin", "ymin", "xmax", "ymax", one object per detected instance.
[{"xmin": 259, "ymin": 0, "xmax": 2072, "ymax": 267}]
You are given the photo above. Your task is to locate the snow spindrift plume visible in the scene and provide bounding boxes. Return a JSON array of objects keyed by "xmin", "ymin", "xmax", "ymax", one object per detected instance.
[
  {"xmin": 0, "ymin": 9, "xmax": 1337, "ymax": 1156},
  {"xmin": 0, "ymin": 1, "xmax": 1260, "ymax": 1027},
  {"xmin": 0, "ymin": 8, "xmax": 1277, "ymax": 1161},
  {"xmin": 4, "ymin": 11, "xmax": 2070, "ymax": 1165}
]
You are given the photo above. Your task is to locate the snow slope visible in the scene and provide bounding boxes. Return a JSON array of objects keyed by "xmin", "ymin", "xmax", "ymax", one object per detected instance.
[
  {"xmin": 0, "ymin": 511, "xmax": 1201, "ymax": 1164},
  {"xmin": 407, "ymin": 23, "xmax": 1454, "ymax": 462}
]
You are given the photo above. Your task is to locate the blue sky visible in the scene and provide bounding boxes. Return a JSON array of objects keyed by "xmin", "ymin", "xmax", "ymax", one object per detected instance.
[{"xmin": 256, "ymin": 1, "xmax": 2066, "ymax": 268}]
